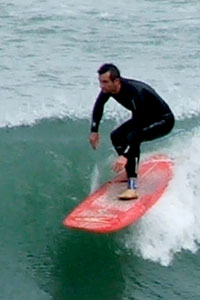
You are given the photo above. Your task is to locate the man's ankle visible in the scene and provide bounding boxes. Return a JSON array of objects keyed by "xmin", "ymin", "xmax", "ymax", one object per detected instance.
[{"xmin": 128, "ymin": 177, "xmax": 137, "ymax": 189}]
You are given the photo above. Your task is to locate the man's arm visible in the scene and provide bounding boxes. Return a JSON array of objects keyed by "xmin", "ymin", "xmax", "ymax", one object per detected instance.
[
  {"xmin": 89, "ymin": 92, "xmax": 109, "ymax": 149},
  {"xmin": 90, "ymin": 92, "xmax": 109, "ymax": 132}
]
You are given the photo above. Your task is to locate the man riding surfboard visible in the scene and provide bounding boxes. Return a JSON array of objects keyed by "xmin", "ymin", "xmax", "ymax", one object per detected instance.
[{"xmin": 89, "ymin": 64, "xmax": 175, "ymax": 200}]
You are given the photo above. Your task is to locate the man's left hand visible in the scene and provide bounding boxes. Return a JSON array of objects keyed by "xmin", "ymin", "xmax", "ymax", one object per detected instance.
[{"xmin": 112, "ymin": 155, "xmax": 127, "ymax": 173}]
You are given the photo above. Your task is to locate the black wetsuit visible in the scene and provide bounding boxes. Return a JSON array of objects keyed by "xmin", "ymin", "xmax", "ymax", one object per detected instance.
[{"xmin": 91, "ymin": 78, "xmax": 175, "ymax": 178}]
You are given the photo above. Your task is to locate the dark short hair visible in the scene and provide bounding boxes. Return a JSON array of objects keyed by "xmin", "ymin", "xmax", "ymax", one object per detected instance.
[{"xmin": 97, "ymin": 63, "xmax": 121, "ymax": 81}]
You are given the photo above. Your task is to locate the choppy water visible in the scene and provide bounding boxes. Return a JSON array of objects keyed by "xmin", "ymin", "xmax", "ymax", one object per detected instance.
[{"xmin": 1, "ymin": 1, "xmax": 200, "ymax": 299}]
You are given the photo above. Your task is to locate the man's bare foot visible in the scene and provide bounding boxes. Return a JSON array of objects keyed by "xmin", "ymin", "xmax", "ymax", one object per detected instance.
[{"xmin": 118, "ymin": 189, "xmax": 139, "ymax": 200}]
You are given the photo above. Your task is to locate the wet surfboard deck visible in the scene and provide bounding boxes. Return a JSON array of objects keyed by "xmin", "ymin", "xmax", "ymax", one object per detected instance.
[{"xmin": 63, "ymin": 154, "xmax": 173, "ymax": 234}]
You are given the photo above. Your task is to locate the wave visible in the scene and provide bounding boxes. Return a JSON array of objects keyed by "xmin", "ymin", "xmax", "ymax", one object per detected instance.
[
  {"xmin": 2, "ymin": 102, "xmax": 200, "ymax": 267},
  {"xmin": 1, "ymin": 103, "xmax": 200, "ymax": 138},
  {"xmin": 117, "ymin": 125, "xmax": 200, "ymax": 266}
]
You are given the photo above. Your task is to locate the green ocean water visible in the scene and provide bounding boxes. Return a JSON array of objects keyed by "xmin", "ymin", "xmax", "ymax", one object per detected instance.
[{"xmin": 0, "ymin": 118, "xmax": 200, "ymax": 300}]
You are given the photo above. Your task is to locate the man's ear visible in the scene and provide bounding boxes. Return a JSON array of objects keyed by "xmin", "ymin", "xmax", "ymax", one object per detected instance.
[{"xmin": 114, "ymin": 78, "xmax": 120, "ymax": 84}]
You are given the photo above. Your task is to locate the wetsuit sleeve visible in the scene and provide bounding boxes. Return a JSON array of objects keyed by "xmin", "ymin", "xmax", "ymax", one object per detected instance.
[{"xmin": 91, "ymin": 92, "xmax": 110, "ymax": 132}]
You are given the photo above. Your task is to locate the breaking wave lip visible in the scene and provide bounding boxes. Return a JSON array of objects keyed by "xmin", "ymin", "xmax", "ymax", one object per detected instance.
[
  {"xmin": 1, "ymin": 103, "xmax": 200, "ymax": 131},
  {"xmin": 117, "ymin": 127, "xmax": 200, "ymax": 266}
]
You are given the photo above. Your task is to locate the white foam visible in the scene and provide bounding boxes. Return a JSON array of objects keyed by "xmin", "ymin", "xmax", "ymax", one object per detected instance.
[
  {"xmin": 90, "ymin": 165, "xmax": 100, "ymax": 193},
  {"xmin": 120, "ymin": 128, "xmax": 200, "ymax": 266}
]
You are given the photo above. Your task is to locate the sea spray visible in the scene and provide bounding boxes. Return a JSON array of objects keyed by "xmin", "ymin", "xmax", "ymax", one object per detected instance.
[
  {"xmin": 118, "ymin": 128, "xmax": 200, "ymax": 266},
  {"xmin": 90, "ymin": 164, "xmax": 100, "ymax": 193}
]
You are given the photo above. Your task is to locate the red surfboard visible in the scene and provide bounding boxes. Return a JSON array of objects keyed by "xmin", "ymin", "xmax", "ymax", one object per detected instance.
[{"xmin": 63, "ymin": 154, "xmax": 173, "ymax": 234}]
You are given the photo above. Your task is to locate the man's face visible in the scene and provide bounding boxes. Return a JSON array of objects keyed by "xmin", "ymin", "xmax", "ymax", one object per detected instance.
[{"xmin": 98, "ymin": 71, "xmax": 119, "ymax": 94}]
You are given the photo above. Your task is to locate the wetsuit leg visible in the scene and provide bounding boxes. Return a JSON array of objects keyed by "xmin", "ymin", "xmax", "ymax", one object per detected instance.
[
  {"xmin": 110, "ymin": 113, "xmax": 175, "ymax": 179},
  {"xmin": 110, "ymin": 119, "xmax": 141, "ymax": 178},
  {"xmin": 127, "ymin": 114, "xmax": 175, "ymax": 177},
  {"xmin": 110, "ymin": 119, "xmax": 135, "ymax": 156},
  {"xmin": 142, "ymin": 113, "xmax": 175, "ymax": 142},
  {"xmin": 125, "ymin": 114, "xmax": 175, "ymax": 178},
  {"xmin": 123, "ymin": 129, "xmax": 141, "ymax": 178}
]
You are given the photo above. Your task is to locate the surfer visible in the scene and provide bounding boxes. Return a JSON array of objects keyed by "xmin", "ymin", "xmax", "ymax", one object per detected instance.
[{"xmin": 89, "ymin": 63, "xmax": 175, "ymax": 200}]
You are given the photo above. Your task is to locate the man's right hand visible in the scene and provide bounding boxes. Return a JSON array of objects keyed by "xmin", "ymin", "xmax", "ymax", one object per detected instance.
[{"xmin": 89, "ymin": 132, "xmax": 100, "ymax": 150}]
